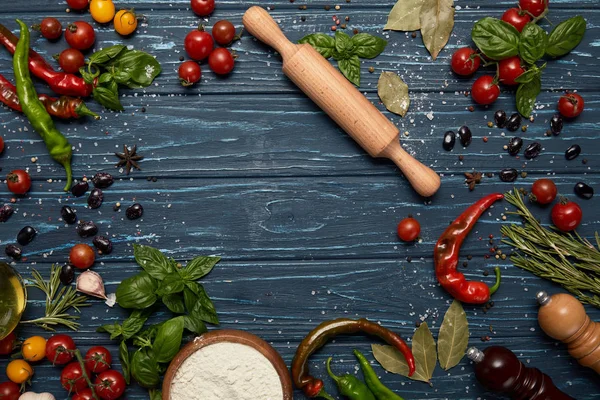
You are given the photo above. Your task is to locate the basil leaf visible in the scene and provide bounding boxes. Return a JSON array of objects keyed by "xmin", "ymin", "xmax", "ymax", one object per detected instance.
[
  {"xmin": 184, "ymin": 256, "xmax": 220, "ymax": 281},
  {"xmin": 162, "ymin": 293, "xmax": 186, "ymax": 314},
  {"xmin": 546, "ymin": 15, "xmax": 586, "ymax": 57},
  {"xmin": 338, "ymin": 55, "xmax": 361, "ymax": 86},
  {"xmin": 351, "ymin": 33, "xmax": 387, "ymax": 59},
  {"xmin": 519, "ymin": 23, "xmax": 547, "ymax": 65},
  {"xmin": 183, "ymin": 314, "xmax": 208, "ymax": 335},
  {"xmin": 89, "ymin": 45, "xmax": 127, "ymax": 65},
  {"xmin": 471, "ymin": 17, "xmax": 520, "ymax": 60},
  {"xmin": 133, "ymin": 244, "xmax": 176, "ymax": 280},
  {"xmin": 122, "ymin": 309, "xmax": 153, "ymax": 339},
  {"xmin": 149, "ymin": 390, "xmax": 162, "ymax": 400},
  {"xmin": 119, "ymin": 341, "xmax": 131, "ymax": 385},
  {"xmin": 189, "ymin": 284, "xmax": 219, "ymax": 325},
  {"xmin": 515, "ymin": 63, "xmax": 545, "ymax": 84},
  {"xmin": 516, "ymin": 74, "xmax": 541, "ymax": 117},
  {"xmin": 97, "ymin": 323, "xmax": 123, "ymax": 340},
  {"xmin": 334, "ymin": 31, "xmax": 354, "ymax": 60},
  {"xmin": 80, "ymin": 67, "xmax": 97, "ymax": 85},
  {"xmin": 152, "ymin": 316, "xmax": 184, "ymax": 363},
  {"xmin": 116, "ymin": 271, "xmax": 158, "ymax": 309},
  {"xmin": 298, "ymin": 33, "xmax": 336, "ymax": 59},
  {"xmin": 156, "ymin": 273, "xmax": 185, "ymax": 296},
  {"xmin": 131, "ymin": 349, "xmax": 160, "ymax": 388},
  {"xmin": 98, "ymin": 72, "xmax": 114, "ymax": 84},
  {"xmin": 105, "ymin": 49, "xmax": 162, "ymax": 88},
  {"xmin": 93, "ymin": 86, "xmax": 124, "ymax": 111}
]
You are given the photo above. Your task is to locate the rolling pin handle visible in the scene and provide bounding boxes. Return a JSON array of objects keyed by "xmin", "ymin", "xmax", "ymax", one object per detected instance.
[{"xmin": 243, "ymin": 6, "xmax": 298, "ymax": 60}]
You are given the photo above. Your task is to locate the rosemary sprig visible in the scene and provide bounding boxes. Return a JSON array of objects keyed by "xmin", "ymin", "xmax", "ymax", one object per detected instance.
[
  {"xmin": 501, "ymin": 189, "xmax": 600, "ymax": 308},
  {"xmin": 20, "ymin": 265, "xmax": 90, "ymax": 331}
]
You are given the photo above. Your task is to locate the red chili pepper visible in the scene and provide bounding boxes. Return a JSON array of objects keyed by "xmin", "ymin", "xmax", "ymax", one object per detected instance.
[
  {"xmin": 0, "ymin": 73, "xmax": 98, "ymax": 120},
  {"xmin": 0, "ymin": 23, "xmax": 94, "ymax": 98},
  {"xmin": 434, "ymin": 193, "xmax": 503, "ymax": 304}
]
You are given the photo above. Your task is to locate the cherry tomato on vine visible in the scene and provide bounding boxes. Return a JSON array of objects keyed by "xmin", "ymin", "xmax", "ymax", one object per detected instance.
[
  {"xmin": 498, "ymin": 56, "xmax": 525, "ymax": 86},
  {"xmin": 73, "ymin": 389, "xmax": 95, "ymax": 400},
  {"xmin": 90, "ymin": 0, "xmax": 116, "ymax": 24},
  {"xmin": 114, "ymin": 9, "xmax": 138, "ymax": 36},
  {"xmin": 209, "ymin": 48, "xmax": 235, "ymax": 75},
  {"xmin": 212, "ymin": 20, "xmax": 236, "ymax": 45},
  {"xmin": 184, "ymin": 28, "xmax": 214, "ymax": 61},
  {"xmin": 6, "ymin": 170, "xmax": 31, "ymax": 195},
  {"xmin": 84, "ymin": 346, "xmax": 112, "ymax": 374},
  {"xmin": 519, "ymin": 0, "xmax": 548, "ymax": 17},
  {"xmin": 397, "ymin": 217, "xmax": 421, "ymax": 242},
  {"xmin": 6, "ymin": 360, "xmax": 33, "ymax": 384},
  {"xmin": 471, "ymin": 75, "xmax": 500, "ymax": 105},
  {"xmin": 61, "ymin": 361, "xmax": 90, "ymax": 393},
  {"xmin": 0, "ymin": 332, "xmax": 16, "ymax": 355},
  {"xmin": 191, "ymin": 0, "xmax": 215, "ymax": 17},
  {"xmin": 552, "ymin": 200, "xmax": 582, "ymax": 232},
  {"xmin": 66, "ymin": 0, "xmax": 89, "ymax": 10},
  {"xmin": 178, "ymin": 61, "xmax": 202, "ymax": 86},
  {"xmin": 65, "ymin": 21, "xmax": 95, "ymax": 51},
  {"xmin": 38, "ymin": 18, "xmax": 63, "ymax": 40},
  {"xmin": 558, "ymin": 93, "xmax": 584, "ymax": 118},
  {"xmin": 46, "ymin": 334, "xmax": 76, "ymax": 365},
  {"xmin": 95, "ymin": 370, "xmax": 126, "ymax": 400},
  {"xmin": 501, "ymin": 8, "xmax": 531, "ymax": 32},
  {"xmin": 22, "ymin": 336, "xmax": 47, "ymax": 362},
  {"xmin": 58, "ymin": 48, "xmax": 85, "ymax": 74},
  {"xmin": 450, "ymin": 47, "xmax": 480, "ymax": 76},
  {"xmin": 531, "ymin": 178, "xmax": 557, "ymax": 205},
  {"xmin": 0, "ymin": 382, "xmax": 20, "ymax": 400},
  {"xmin": 69, "ymin": 244, "xmax": 96, "ymax": 270}
]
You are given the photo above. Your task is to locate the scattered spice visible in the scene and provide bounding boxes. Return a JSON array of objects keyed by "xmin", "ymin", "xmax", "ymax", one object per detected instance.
[
  {"xmin": 487, "ymin": 121, "xmax": 493, "ymax": 128},
  {"xmin": 464, "ymin": 171, "xmax": 483, "ymax": 191},
  {"xmin": 115, "ymin": 144, "xmax": 144, "ymax": 174},
  {"xmin": 468, "ymin": 106, "xmax": 475, "ymax": 112}
]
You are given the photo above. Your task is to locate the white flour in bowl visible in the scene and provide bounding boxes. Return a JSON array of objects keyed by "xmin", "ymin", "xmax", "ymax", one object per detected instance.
[{"xmin": 170, "ymin": 341, "xmax": 284, "ymax": 400}]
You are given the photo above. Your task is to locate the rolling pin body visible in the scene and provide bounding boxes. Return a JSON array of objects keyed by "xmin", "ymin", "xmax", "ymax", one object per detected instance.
[{"xmin": 242, "ymin": 7, "xmax": 440, "ymax": 197}]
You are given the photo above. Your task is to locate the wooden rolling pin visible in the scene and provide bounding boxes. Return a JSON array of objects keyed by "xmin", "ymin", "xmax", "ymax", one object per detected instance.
[
  {"xmin": 242, "ymin": 7, "xmax": 441, "ymax": 197},
  {"xmin": 537, "ymin": 291, "xmax": 600, "ymax": 374}
]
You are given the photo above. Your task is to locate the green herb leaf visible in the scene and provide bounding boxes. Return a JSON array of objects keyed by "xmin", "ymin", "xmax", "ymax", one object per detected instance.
[
  {"xmin": 338, "ymin": 55, "xmax": 361, "ymax": 86},
  {"xmin": 162, "ymin": 294, "xmax": 186, "ymax": 314},
  {"xmin": 378, "ymin": 71, "xmax": 410, "ymax": 117},
  {"xmin": 92, "ymin": 86, "xmax": 124, "ymax": 111},
  {"xmin": 351, "ymin": 33, "xmax": 387, "ymax": 59},
  {"xmin": 519, "ymin": 23, "xmax": 548, "ymax": 65},
  {"xmin": 98, "ymin": 72, "xmax": 114, "ymax": 84},
  {"xmin": 516, "ymin": 73, "xmax": 541, "ymax": 117},
  {"xmin": 334, "ymin": 31, "xmax": 355, "ymax": 60},
  {"xmin": 88, "ymin": 45, "xmax": 127, "ymax": 65},
  {"xmin": 97, "ymin": 323, "xmax": 124, "ymax": 340},
  {"xmin": 119, "ymin": 341, "xmax": 131, "ymax": 385},
  {"xmin": 104, "ymin": 49, "xmax": 162, "ymax": 88},
  {"xmin": 152, "ymin": 316, "xmax": 184, "ymax": 364},
  {"xmin": 471, "ymin": 17, "xmax": 520, "ymax": 60},
  {"xmin": 419, "ymin": 0, "xmax": 455, "ymax": 60},
  {"xmin": 437, "ymin": 300, "xmax": 469, "ymax": 370},
  {"xmin": 514, "ymin": 63, "xmax": 545, "ymax": 84},
  {"xmin": 134, "ymin": 244, "xmax": 176, "ymax": 281},
  {"xmin": 546, "ymin": 15, "xmax": 586, "ymax": 57},
  {"xmin": 149, "ymin": 389, "xmax": 162, "ymax": 400},
  {"xmin": 131, "ymin": 349, "xmax": 160, "ymax": 388},
  {"xmin": 184, "ymin": 256, "xmax": 220, "ymax": 281},
  {"xmin": 384, "ymin": 0, "xmax": 426, "ymax": 31},
  {"xmin": 156, "ymin": 273, "xmax": 186, "ymax": 297},
  {"xmin": 183, "ymin": 314, "xmax": 208, "ymax": 335},
  {"xmin": 187, "ymin": 283, "xmax": 219, "ymax": 325},
  {"xmin": 116, "ymin": 271, "xmax": 158, "ymax": 309},
  {"xmin": 122, "ymin": 309, "xmax": 153, "ymax": 339},
  {"xmin": 299, "ymin": 33, "xmax": 336, "ymax": 59}
]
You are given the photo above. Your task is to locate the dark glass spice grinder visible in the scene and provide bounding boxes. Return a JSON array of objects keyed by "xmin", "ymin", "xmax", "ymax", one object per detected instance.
[{"xmin": 467, "ymin": 346, "xmax": 574, "ymax": 400}]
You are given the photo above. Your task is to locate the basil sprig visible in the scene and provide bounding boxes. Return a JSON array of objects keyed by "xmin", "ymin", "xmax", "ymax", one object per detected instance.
[{"xmin": 299, "ymin": 31, "xmax": 387, "ymax": 86}]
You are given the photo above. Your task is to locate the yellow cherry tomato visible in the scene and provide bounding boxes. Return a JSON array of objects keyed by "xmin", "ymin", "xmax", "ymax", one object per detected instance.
[
  {"xmin": 90, "ymin": 0, "xmax": 116, "ymax": 24},
  {"xmin": 114, "ymin": 9, "xmax": 138, "ymax": 36},
  {"xmin": 22, "ymin": 336, "xmax": 47, "ymax": 362},
  {"xmin": 6, "ymin": 359, "xmax": 33, "ymax": 384}
]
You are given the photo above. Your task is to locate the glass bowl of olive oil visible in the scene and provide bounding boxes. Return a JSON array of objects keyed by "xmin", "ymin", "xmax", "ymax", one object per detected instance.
[{"xmin": 0, "ymin": 263, "xmax": 27, "ymax": 340}]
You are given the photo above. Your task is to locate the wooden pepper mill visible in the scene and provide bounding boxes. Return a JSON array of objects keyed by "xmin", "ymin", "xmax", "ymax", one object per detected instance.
[
  {"xmin": 467, "ymin": 346, "xmax": 574, "ymax": 400},
  {"xmin": 537, "ymin": 291, "xmax": 600, "ymax": 374}
]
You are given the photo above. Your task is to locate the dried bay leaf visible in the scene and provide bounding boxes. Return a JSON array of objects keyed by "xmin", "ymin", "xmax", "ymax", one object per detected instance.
[
  {"xmin": 438, "ymin": 300, "xmax": 469, "ymax": 370},
  {"xmin": 384, "ymin": 0, "xmax": 426, "ymax": 31},
  {"xmin": 378, "ymin": 72, "xmax": 410, "ymax": 117},
  {"xmin": 419, "ymin": 0, "xmax": 455, "ymax": 60}
]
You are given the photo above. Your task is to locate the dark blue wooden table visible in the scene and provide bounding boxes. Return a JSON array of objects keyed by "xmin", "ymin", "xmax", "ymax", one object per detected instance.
[{"xmin": 1, "ymin": 0, "xmax": 599, "ymax": 399}]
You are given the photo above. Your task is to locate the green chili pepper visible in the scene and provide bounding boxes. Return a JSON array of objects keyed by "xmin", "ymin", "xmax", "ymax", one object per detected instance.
[
  {"xmin": 14, "ymin": 19, "xmax": 73, "ymax": 191},
  {"xmin": 326, "ymin": 357, "xmax": 376, "ymax": 400},
  {"xmin": 354, "ymin": 350, "xmax": 404, "ymax": 400}
]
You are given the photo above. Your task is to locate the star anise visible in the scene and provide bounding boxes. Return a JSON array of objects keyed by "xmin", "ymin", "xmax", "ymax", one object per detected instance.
[
  {"xmin": 464, "ymin": 171, "xmax": 483, "ymax": 191},
  {"xmin": 115, "ymin": 145, "xmax": 143, "ymax": 174}
]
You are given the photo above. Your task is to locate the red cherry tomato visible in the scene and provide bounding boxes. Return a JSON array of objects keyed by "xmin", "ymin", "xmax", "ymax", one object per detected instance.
[
  {"xmin": 209, "ymin": 48, "xmax": 235, "ymax": 75},
  {"xmin": 73, "ymin": 389, "xmax": 95, "ymax": 400},
  {"xmin": 191, "ymin": 0, "xmax": 215, "ymax": 17},
  {"xmin": 39, "ymin": 18, "xmax": 63, "ymax": 40},
  {"xmin": 551, "ymin": 200, "xmax": 582, "ymax": 232},
  {"xmin": 0, "ymin": 382, "xmax": 20, "ymax": 400},
  {"xmin": 67, "ymin": 0, "xmax": 90, "ymax": 10},
  {"xmin": 0, "ymin": 332, "xmax": 16, "ymax": 355},
  {"xmin": 69, "ymin": 244, "xmax": 96, "ymax": 270},
  {"xmin": 531, "ymin": 178, "xmax": 557, "ymax": 205},
  {"xmin": 450, "ymin": 47, "xmax": 480, "ymax": 76},
  {"xmin": 46, "ymin": 334, "xmax": 76, "ymax": 365},
  {"xmin": 519, "ymin": 0, "xmax": 548, "ymax": 17},
  {"xmin": 501, "ymin": 8, "xmax": 531, "ymax": 32},
  {"xmin": 0, "ymin": 136, "xmax": 4, "ymax": 154},
  {"xmin": 61, "ymin": 361, "xmax": 91, "ymax": 393},
  {"xmin": 58, "ymin": 48, "xmax": 85, "ymax": 74},
  {"xmin": 6, "ymin": 170, "xmax": 32, "ymax": 195},
  {"xmin": 178, "ymin": 61, "xmax": 202, "ymax": 86},
  {"xmin": 95, "ymin": 370, "xmax": 126, "ymax": 400},
  {"xmin": 558, "ymin": 93, "xmax": 584, "ymax": 118},
  {"xmin": 471, "ymin": 75, "xmax": 500, "ymax": 105},
  {"xmin": 184, "ymin": 29, "xmax": 214, "ymax": 61},
  {"xmin": 498, "ymin": 56, "xmax": 525, "ymax": 86},
  {"xmin": 397, "ymin": 217, "xmax": 421, "ymax": 242},
  {"xmin": 65, "ymin": 21, "xmax": 95, "ymax": 50},
  {"xmin": 84, "ymin": 346, "xmax": 112, "ymax": 374},
  {"xmin": 212, "ymin": 20, "xmax": 236, "ymax": 45}
]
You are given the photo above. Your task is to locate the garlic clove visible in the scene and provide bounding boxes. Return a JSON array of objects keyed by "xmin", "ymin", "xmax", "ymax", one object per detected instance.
[
  {"xmin": 19, "ymin": 392, "xmax": 56, "ymax": 400},
  {"xmin": 76, "ymin": 270, "xmax": 107, "ymax": 299}
]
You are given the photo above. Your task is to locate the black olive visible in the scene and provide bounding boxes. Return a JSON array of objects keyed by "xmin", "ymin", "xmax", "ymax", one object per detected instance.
[
  {"xmin": 126, "ymin": 203, "xmax": 144, "ymax": 220},
  {"xmin": 499, "ymin": 168, "xmax": 518, "ymax": 182},
  {"xmin": 60, "ymin": 264, "xmax": 75, "ymax": 285},
  {"xmin": 494, "ymin": 110, "xmax": 507, "ymax": 128},
  {"xmin": 0, "ymin": 205, "xmax": 14, "ymax": 222},
  {"xmin": 71, "ymin": 181, "xmax": 89, "ymax": 197},
  {"xmin": 5, "ymin": 244, "xmax": 22, "ymax": 260},
  {"xmin": 76, "ymin": 221, "xmax": 98, "ymax": 238},
  {"xmin": 93, "ymin": 236, "xmax": 113, "ymax": 255},
  {"xmin": 565, "ymin": 144, "xmax": 581, "ymax": 160},
  {"xmin": 506, "ymin": 113, "xmax": 522, "ymax": 132},
  {"xmin": 60, "ymin": 205, "xmax": 77, "ymax": 224},
  {"xmin": 550, "ymin": 113, "xmax": 564, "ymax": 135},
  {"xmin": 457, "ymin": 126, "xmax": 472, "ymax": 147},
  {"xmin": 524, "ymin": 142, "xmax": 542, "ymax": 159},
  {"xmin": 507, "ymin": 137, "xmax": 523, "ymax": 156},
  {"xmin": 574, "ymin": 182, "xmax": 593, "ymax": 200},
  {"xmin": 92, "ymin": 172, "xmax": 114, "ymax": 189},
  {"xmin": 17, "ymin": 226, "xmax": 36, "ymax": 246},
  {"xmin": 87, "ymin": 188, "xmax": 104, "ymax": 209},
  {"xmin": 442, "ymin": 130, "xmax": 456, "ymax": 151}
]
